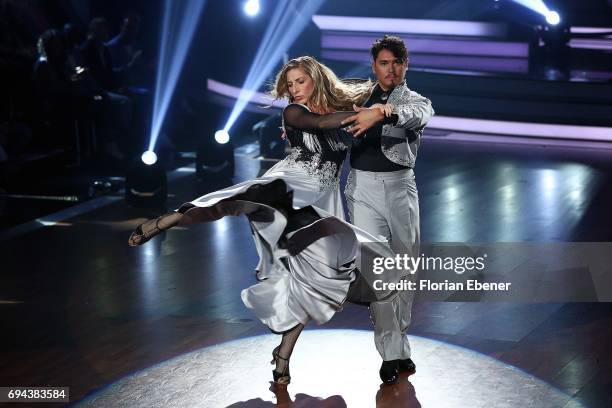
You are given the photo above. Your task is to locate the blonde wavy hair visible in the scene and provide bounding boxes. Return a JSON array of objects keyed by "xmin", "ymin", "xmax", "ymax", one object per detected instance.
[{"xmin": 270, "ymin": 56, "xmax": 372, "ymax": 114}]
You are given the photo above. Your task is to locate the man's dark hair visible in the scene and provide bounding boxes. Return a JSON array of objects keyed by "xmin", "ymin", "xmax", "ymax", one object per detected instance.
[{"xmin": 370, "ymin": 35, "xmax": 408, "ymax": 63}]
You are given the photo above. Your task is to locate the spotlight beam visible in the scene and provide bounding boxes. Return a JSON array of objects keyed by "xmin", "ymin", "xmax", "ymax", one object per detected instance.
[
  {"xmin": 511, "ymin": 0, "xmax": 549, "ymax": 16},
  {"xmin": 222, "ymin": 0, "xmax": 325, "ymax": 133},
  {"xmin": 149, "ymin": 0, "xmax": 207, "ymax": 152},
  {"xmin": 510, "ymin": 0, "xmax": 560, "ymax": 24}
]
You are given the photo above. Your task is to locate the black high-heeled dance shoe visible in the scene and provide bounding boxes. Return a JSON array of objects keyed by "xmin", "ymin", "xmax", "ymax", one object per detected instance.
[
  {"xmin": 270, "ymin": 346, "xmax": 291, "ymax": 385},
  {"xmin": 128, "ymin": 215, "xmax": 169, "ymax": 246}
]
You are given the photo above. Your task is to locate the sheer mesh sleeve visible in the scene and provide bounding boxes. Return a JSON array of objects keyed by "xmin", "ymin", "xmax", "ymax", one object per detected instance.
[{"xmin": 283, "ymin": 104, "xmax": 355, "ymax": 132}]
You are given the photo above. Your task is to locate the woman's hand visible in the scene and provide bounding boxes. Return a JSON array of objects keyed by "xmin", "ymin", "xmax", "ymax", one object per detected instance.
[{"xmin": 368, "ymin": 103, "xmax": 394, "ymax": 117}]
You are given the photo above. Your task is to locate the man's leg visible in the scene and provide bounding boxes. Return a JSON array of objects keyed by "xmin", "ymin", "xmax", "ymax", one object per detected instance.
[
  {"xmin": 384, "ymin": 170, "xmax": 420, "ymax": 366},
  {"xmin": 369, "ymin": 171, "xmax": 418, "ymax": 362},
  {"xmin": 346, "ymin": 169, "xmax": 404, "ymax": 383},
  {"xmin": 387, "ymin": 170, "xmax": 420, "ymax": 257}
]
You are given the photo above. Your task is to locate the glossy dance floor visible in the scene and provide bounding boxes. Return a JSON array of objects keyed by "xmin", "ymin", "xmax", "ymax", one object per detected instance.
[
  {"xmin": 77, "ymin": 331, "xmax": 581, "ymax": 408},
  {"xmin": 2, "ymin": 138, "xmax": 612, "ymax": 407}
]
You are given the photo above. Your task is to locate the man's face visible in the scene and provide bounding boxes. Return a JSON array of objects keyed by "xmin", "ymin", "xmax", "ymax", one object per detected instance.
[{"xmin": 372, "ymin": 48, "xmax": 407, "ymax": 91}]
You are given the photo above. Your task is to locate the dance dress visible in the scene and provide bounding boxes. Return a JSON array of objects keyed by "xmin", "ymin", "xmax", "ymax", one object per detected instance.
[{"xmin": 176, "ymin": 104, "xmax": 375, "ymax": 332}]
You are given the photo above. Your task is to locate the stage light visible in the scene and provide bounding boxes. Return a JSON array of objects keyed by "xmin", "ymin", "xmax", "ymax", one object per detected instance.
[
  {"xmin": 510, "ymin": 1, "xmax": 562, "ymax": 25},
  {"xmin": 546, "ymin": 10, "xmax": 560, "ymax": 25},
  {"xmin": 244, "ymin": 0, "xmax": 260, "ymax": 17},
  {"xmin": 148, "ymin": 0, "xmax": 206, "ymax": 154},
  {"xmin": 214, "ymin": 130, "xmax": 230, "ymax": 144},
  {"xmin": 196, "ymin": 135, "xmax": 234, "ymax": 180},
  {"xmin": 141, "ymin": 150, "xmax": 158, "ymax": 165},
  {"xmin": 222, "ymin": 0, "xmax": 325, "ymax": 135},
  {"xmin": 125, "ymin": 156, "xmax": 168, "ymax": 208}
]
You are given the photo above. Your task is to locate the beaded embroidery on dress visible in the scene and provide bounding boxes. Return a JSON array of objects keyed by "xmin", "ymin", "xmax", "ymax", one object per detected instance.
[{"xmin": 282, "ymin": 104, "xmax": 351, "ymax": 193}]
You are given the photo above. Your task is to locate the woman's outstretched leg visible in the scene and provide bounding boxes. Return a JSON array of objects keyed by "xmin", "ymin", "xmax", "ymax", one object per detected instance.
[{"xmin": 271, "ymin": 323, "xmax": 305, "ymax": 385}]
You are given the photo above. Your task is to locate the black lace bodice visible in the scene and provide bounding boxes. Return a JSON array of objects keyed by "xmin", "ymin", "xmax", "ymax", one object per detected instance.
[{"xmin": 282, "ymin": 104, "xmax": 355, "ymax": 192}]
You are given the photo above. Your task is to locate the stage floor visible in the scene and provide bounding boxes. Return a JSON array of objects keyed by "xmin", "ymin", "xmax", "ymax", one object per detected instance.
[{"xmin": 2, "ymin": 138, "xmax": 612, "ymax": 407}]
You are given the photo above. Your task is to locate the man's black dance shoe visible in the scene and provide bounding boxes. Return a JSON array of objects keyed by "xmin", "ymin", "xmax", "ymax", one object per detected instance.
[
  {"xmin": 398, "ymin": 358, "xmax": 416, "ymax": 374},
  {"xmin": 379, "ymin": 360, "xmax": 399, "ymax": 384}
]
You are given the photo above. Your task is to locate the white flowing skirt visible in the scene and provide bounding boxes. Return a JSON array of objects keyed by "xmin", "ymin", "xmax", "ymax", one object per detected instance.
[{"xmin": 240, "ymin": 213, "xmax": 359, "ymax": 332}]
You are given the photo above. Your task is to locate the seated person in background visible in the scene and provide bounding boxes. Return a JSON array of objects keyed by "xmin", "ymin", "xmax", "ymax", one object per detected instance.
[
  {"xmin": 106, "ymin": 13, "xmax": 143, "ymax": 87},
  {"xmin": 34, "ymin": 28, "xmax": 125, "ymax": 160},
  {"xmin": 62, "ymin": 23, "xmax": 86, "ymax": 69},
  {"xmin": 105, "ymin": 13, "xmax": 150, "ymax": 157},
  {"xmin": 32, "ymin": 29, "xmax": 76, "ymax": 150},
  {"xmin": 80, "ymin": 18, "xmax": 118, "ymax": 91},
  {"xmin": 80, "ymin": 18, "xmax": 134, "ymax": 159}
]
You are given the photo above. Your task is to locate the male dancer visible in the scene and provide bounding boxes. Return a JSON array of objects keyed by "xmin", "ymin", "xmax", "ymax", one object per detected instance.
[{"xmin": 342, "ymin": 35, "xmax": 434, "ymax": 384}]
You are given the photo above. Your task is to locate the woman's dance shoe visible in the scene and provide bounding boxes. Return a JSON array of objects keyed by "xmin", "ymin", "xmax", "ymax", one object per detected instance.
[
  {"xmin": 128, "ymin": 216, "xmax": 167, "ymax": 246},
  {"xmin": 270, "ymin": 346, "xmax": 291, "ymax": 385}
]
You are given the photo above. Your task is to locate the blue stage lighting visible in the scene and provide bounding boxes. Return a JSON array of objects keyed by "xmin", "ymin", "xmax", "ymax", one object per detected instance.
[
  {"xmin": 148, "ymin": 0, "xmax": 206, "ymax": 153},
  {"xmin": 214, "ymin": 130, "xmax": 230, "ymax": 144},
  {"xmin": 141, "ymin": 150, "xmax": 158, "ymax": 165},
  {"xmin": 244, "ymin": 0, "xmax": 260, "ymax": 17},
  {"xmin": 546, "ymin": 11, "xmax": 560, "ymax": 25},
  {"xmin": 222, "ymin": 0, "xmax": 325, "ymax": 134}
]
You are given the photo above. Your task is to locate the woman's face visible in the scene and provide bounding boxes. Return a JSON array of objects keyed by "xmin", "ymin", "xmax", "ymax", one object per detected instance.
[{"xmin": 286, "ymin": 68, "xmax": 314, "ymax": 105}]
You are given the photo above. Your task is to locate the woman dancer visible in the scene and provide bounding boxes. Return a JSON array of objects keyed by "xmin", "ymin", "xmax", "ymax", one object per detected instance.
[{"xmin": 128, "ymin": 57, "xmax": 392, "ymax": 384}]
